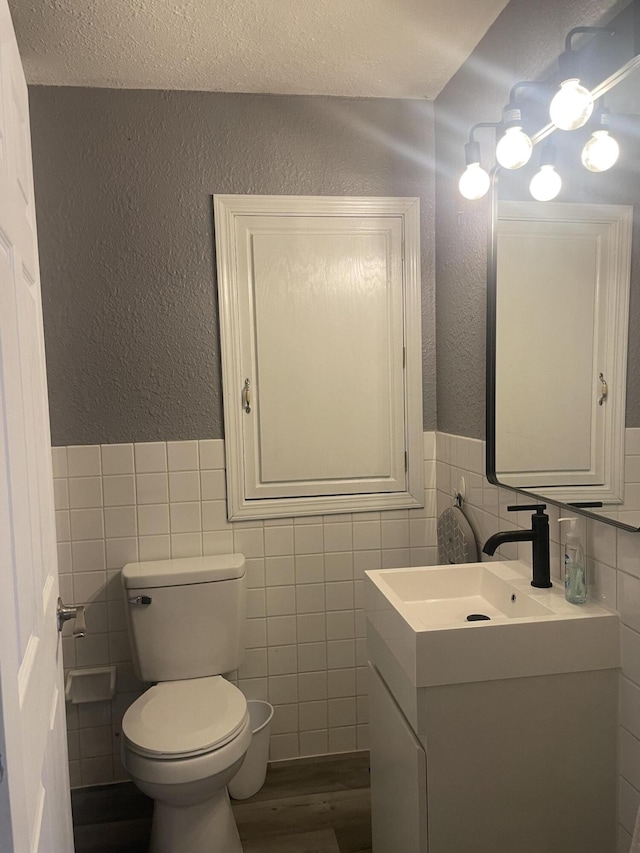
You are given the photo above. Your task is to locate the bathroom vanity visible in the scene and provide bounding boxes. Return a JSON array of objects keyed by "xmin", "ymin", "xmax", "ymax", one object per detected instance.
[{"xmin": 365, "ymin": 561, "xmax": 620, "ymax": 853}]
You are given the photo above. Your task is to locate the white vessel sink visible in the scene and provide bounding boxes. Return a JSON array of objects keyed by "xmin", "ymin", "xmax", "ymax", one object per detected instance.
[{"xmin": 365, "ymin": 560, "xmax": 619, "ymax": 687}]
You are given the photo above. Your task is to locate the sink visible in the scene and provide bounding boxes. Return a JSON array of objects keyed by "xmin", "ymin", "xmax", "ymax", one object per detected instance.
[
  {"xmin": 365, "ymin": 560, "xmax": 619, "ymax": 687},
  {"xmin": 380, "ymin": 562, "xmax": 553, "ymax": 626}
]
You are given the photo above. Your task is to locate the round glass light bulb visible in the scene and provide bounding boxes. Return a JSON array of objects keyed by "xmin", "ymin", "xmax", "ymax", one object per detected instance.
[
  {"xmin": 549, "ymin": 78, "xmax": 594, "ymax": 131},
  {"xmin": 529, "ymin": 165, "xmax": 562, "ymax": 201},
  {"xmin": 581, "ymin": 130, "xmax": 620, "ymax": 172},
  {"xmin": 458, "ymin": 163, "xmax": 490, "ymax": 200},
  {"xmin": 495, "ymin": 126, "xmax": 533, "ymax": 169}
]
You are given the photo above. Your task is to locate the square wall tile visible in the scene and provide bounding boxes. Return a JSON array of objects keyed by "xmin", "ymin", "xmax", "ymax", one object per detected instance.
[
  {"xmin": 234, "ymin": 527, "xmax": 264, "ymax": 558},
  {"xmin": 101, "ymin": 444, "xmax": 134, "ymax": 475},
  {"xmin": 268, "ymin": 645, "xmax": 297, "ymax": 675},
  {"xmin": 167, "ymin": 440, "xmax": 199, "ymax": 471},
  {"xmin": 325, "ymin": 581, "xmax": 354, "ymax": 611},
  {"xmin": 138, "ymin": 535, "xmax": 171, "ymax": 562},
  {"xmin": 268, "ymin": 674, "xmax": 298, "ymax": 705},
  {"xmin": 353, "ymin": 521, "xmax": 381, "ymax": 551},
  {"xmin": 203, "ymin": 501, "xmax": 231, "ymax": 531},
  {"xmin": 265, "ymin": 556, "xmax": 295, "ymax": 586},
  {"xmin": 297, "ymin": 613, "xmax": 326, "ymax": 643},
  {"xmin": 72, "ymin": 540, "xmax": 106, "ymax": 573},
  {"xmin": 381, "ymin": 519, "xmax": 409, "ymax": 549},
  {"xmin": 202, "ymin": 530, "xmax": 234, "ymax": 555},
  {"xmin": 246, "ymin": 589, "xmax": 266, "ymax": 619},
  {"xmin": 52, "ymin": 446, "xmax": 68, "ymax": 479},
  {"xmin": 134, "ymin": 443, "xmax": 167, "ymax": 474},
  {"xmin": 73, "ymin": 571, "xmax": 108, "ymax": 603},
  {"xmin": 138, "ymin": 504, "xmax": 170, "ymax": 536},
  {"xmin": 103, "ymin": 476, "xmax": 136, "ymax": 507},
  {"xmin": 327, "ymin": 639, "xmax": 356, "ymax": 669},
  {"xmin": 136, "ymin": 473, "xmax": 169, "ymax": 505},
  {"xmin": 264, "ymin": 526, "xmax": 294, "ymax": 557},
  {"xmin": 69, "ymin": 477, "xmax": 103, "ymax": 509},
  {"xmin": 266, "ymin": 586, "xmax": 296, "ymax": 616},
  {"xmin": 57, "ymin": 542, "xmax": 72, "ymax": 573},
  {"xmin": 67, "ymin": 446, "xmax": 101, "ymax": 477},
  {"xmin": 201, "ymin": 470, "xmax": 227, "ymax": 500},
  {"xmin": 328, "ymin": 668, "xmax": 356, "ymax": 699},
  {"xmin": 104, "ymin": 506, "xmax": 137, "ymax": 538},
  {"xmin": 298, "ymin": 643, "xmax": 327, "ymax": 673},
  {"xmin": 423, "ymin": 431, "xmax": 436, "ymax": 460},
  {"xmin": 106, "ymin": 538, "xmax": 139, "ymax": 570},
  {"xmin": 70, "ymin": 509, "xmax": 104, "ymax": 541},
  {"xmin": 296, "ymin": 584, "xmax": 325, "ymax": 614},
  {"xmin": 53, "ymin": 479, "xmax": 69, "ymax": 510},
  {"xmin": 199, "ymin": 439, "xmax": 225, "ymax": 470},
  {"xmin": 170, "ymin": 502, "xmax": 201, "ymax": 534},
  {"xmin": 298, "ymin": 671, "xmax": 328, "ymax": 701},
  {"xmin": 171, "ymin": 533, "xmax": 203, "ymax": 558},
  {"xmin": 295, "ymin": 554, "xmax": 324, "ymax": 585},
  {"xmin": 325, "ymin": 552, "xmax": 353, "ymax": 582},
  {"xmin": 267, "ymin": 615, "xmax": 297, "ymax": 646},
  {"xmin": 169, "ymin": 471, "xmax": 200, "ymax": 502},
  {"xmin": 300, "ymin": 730, "xmax": 328, "ymax": 757},
  {"xmin": 326, "ymin": 611, "xmax": 355, "ymax": 640},
  {"xmin": 299, "ymin": 701, "xmax": 328, "ymax": 731},
  {"xmin": 244, "ymin": 559, "xmax": 266, "ymax": 588},
  {"xmin": 294, "ymin": 525, "xmax": 324, "ymax": 555},
  {"xmin": 324, "ymin": 523, "xmax": 353, "ymax": 553}
]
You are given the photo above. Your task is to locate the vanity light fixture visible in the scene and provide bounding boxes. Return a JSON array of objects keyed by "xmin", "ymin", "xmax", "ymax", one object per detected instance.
[
  {"xmin": 529, "ymin": 142, "xmax": 562, "ymax": 201},
  {"xmin": 458, "ymin": 123, "xmax": 498, "ymax": 200},
  {"xmin": 549, "ymin": 26, "xmax": 615, "ymax": 130},
  {"xmin": 581, "ymin": 103, "xmax": 620, "ymax": 172},
  {"xmin": 459, "ymin": 141, "xmax": 491, "ymax": 199},
  {"xmin": 495, "ymin": 83, "xmax": 538, "ymax": 170}
]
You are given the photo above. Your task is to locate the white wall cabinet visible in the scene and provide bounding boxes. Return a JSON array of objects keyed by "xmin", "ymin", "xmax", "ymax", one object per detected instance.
[
  {"xmin": 214, "ymin": 195, "xmax": 423, "ymax": 520},
  {"xmin": 495, "ymin": 201, "xmax": 631, "ymax": 504}
]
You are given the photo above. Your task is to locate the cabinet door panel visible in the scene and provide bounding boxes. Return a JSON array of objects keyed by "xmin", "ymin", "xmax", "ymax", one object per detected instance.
[
  {"xmin": 368, "ymin": 663, "xmax": 427, "ymax": 853},
  {"xmin": 241, "ymin": 216, "xmax": 404, "ymax": 497}
]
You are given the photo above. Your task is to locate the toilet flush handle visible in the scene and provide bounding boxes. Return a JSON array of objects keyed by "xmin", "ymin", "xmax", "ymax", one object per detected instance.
[{"xmin": 128, "ymin": 595, "xmax": 153, "ymax": 606}]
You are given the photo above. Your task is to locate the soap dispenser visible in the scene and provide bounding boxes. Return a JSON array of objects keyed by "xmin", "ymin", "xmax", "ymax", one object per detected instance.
[{"xmin": 558, "ymin": 517, "xmax": 587, "ymax": 604}]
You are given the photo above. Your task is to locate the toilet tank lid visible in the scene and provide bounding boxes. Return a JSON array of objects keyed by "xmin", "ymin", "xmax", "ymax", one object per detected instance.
[{"xmin": 121, "ymin": 554, "xmax": 245, "ymax": 589}]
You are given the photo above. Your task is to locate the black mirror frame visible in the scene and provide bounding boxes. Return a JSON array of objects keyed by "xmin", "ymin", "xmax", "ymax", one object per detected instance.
[{"xmin": 485, "ymin": 51, "xmax": 640, "ymax": 533}]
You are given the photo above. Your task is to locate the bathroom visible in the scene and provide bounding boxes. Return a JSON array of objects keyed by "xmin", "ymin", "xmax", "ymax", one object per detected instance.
[{"xmin": 1, "ymin": 0, "xmax": 640, "ymax": 849}]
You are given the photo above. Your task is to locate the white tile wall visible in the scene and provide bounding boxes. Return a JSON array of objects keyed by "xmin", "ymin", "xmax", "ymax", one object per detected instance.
[
  {"xmin": 54, "ymin": 435, "xmax": 438, "ymax": 786},
  {"xmin": 59, "ymin": 428, "xmax": 640, "ymax": 843},
  {"xmin": 436, "ymin": 432, "xmax": 640, "ymax": 852}
]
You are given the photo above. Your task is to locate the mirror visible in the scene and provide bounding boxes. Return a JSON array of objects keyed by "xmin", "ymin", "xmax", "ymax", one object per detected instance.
[{"xmin": 487, "ymin": 3, "xmax": 640, "ymax": 531}]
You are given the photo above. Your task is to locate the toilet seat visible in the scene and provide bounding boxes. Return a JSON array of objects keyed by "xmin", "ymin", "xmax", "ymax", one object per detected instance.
[{"xmin": 123, "ymin": 675, "xmax": 248, "ymax": 759}]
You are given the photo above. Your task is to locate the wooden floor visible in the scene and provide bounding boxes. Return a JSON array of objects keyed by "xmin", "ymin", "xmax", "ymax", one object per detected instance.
[{"xmin": 72, "ymin": 752, "xmax": 372, "ymax": 853}]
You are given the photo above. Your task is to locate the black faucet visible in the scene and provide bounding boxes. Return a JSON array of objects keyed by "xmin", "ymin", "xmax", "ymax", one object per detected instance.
[{"xmin": 483, "ymin": 504, "xmax": 552, "ymax": 589}]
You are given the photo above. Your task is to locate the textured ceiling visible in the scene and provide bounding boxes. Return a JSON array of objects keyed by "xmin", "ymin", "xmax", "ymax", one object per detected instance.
[{"xmin": 9, "ymin": 0, "xmax": 510, "ymax": 98}]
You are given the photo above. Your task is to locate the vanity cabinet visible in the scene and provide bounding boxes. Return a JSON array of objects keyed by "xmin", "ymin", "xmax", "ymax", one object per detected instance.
[{"xmin": 367, "ymin": 624, "xmax": 619, "ymax": 853}]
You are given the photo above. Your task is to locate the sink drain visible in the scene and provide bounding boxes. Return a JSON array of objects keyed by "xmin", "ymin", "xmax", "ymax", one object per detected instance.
[{"xmin": 466, "ymin": 614, "xmax": 490, "ymax": 621}]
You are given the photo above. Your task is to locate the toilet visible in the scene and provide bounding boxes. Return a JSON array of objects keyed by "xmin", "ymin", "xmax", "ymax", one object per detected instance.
[{"xmin": 120, "ymin": 554, "xmax": 251, "ymax": 853}]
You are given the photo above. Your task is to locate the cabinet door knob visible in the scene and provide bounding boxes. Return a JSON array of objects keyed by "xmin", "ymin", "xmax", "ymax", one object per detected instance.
[
  {"xmin": 242, "ymin": 378, "xmax": 252, "ymax": 413},
  {"xmin": 598, "ymin": 372, "xmax": 608, "ymax": 405}
]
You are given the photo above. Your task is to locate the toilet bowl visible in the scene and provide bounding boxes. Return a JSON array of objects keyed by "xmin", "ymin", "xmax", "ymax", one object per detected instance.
[
  {"xmin": 120, "ymin": 556, "xmax": 250, "ymax": 853},
  {"xmin": 122, "ymin": 677, "xmax": 251, "ymax": 853}
]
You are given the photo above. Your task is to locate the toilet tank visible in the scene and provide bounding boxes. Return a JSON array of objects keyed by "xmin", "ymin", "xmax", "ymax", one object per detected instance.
[{"xmin": 121, "ymin": 555, "xmax": 246, "ymax": 682}]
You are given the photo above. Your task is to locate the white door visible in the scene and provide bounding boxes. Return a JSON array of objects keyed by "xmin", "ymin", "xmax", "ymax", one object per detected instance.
[{"xmin": 0, "ymin": 1, "xmax": 74, "ymax": 850}]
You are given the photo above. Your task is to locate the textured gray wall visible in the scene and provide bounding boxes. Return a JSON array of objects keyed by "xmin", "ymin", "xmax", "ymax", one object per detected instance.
[
  {"xmin": 29, "ymin": 89, "xmax": 435, "ymax": 445},
  {"xmin": 434, "ymin": 0, "xmax": 625, "ymax": 439}
]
